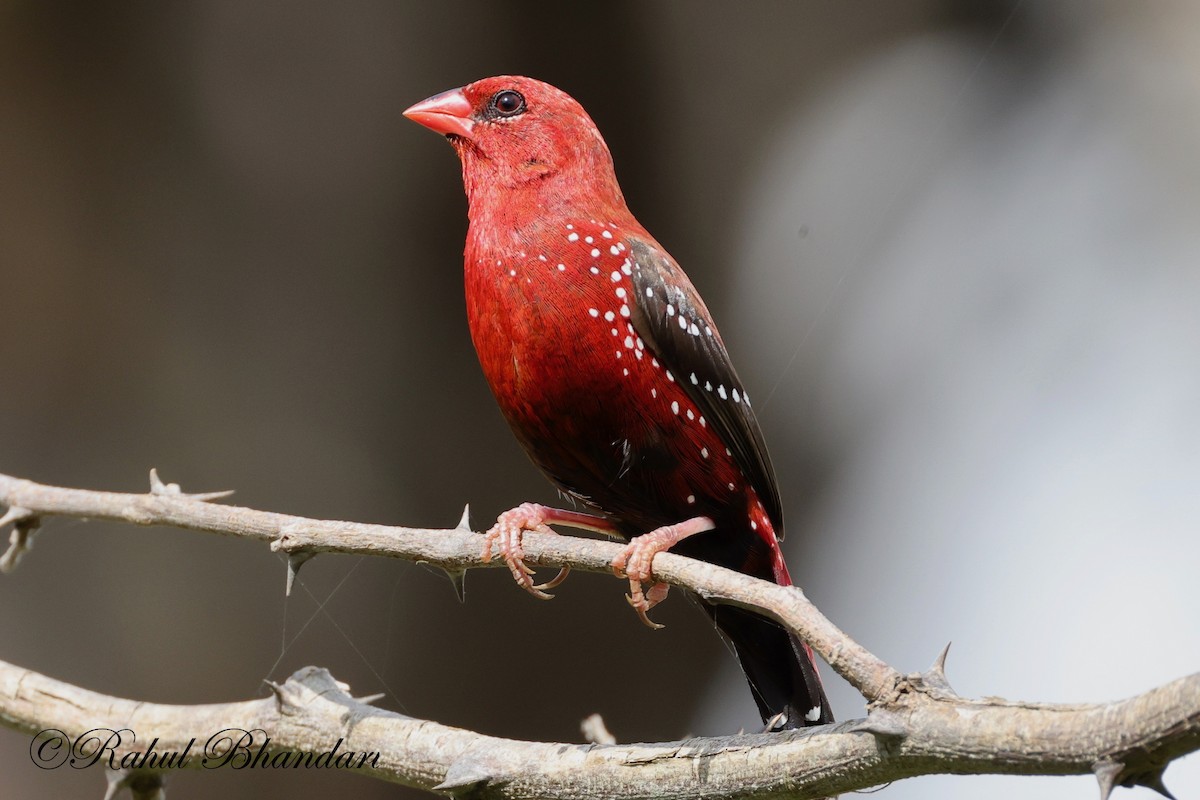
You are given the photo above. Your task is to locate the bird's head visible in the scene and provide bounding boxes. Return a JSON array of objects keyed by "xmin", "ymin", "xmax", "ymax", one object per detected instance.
[{"xmin": 405, "ymin": 76, "xmax": 625, "ymax": 217}]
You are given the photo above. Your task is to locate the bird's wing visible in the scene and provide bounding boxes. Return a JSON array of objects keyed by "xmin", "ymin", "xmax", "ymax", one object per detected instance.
[{"xmin": 624, "ymin": 236, "xmax": 785, "ymax": 535}]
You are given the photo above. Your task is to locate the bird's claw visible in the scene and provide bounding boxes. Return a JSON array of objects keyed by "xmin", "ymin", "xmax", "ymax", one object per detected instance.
[
  {"xmin": 611, "ymin": 517, "xmax": 715, "ymax": 629},
  {"xmin": 612, "ymin": 538, "xmax": 671, "ymax": 629},
  {"xmin": 482, "ymin": 502, "xmax": 564, "ymax": 600}
]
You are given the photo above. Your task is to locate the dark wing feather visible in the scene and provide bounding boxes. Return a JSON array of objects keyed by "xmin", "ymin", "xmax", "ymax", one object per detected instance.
[{"xmin": 624, "ymin": 237, "xmax": 784, "ymax": 535}]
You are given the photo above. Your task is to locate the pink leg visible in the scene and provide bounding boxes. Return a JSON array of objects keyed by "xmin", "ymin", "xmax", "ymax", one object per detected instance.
[
  {"xmin": 481, "ymin": 502, "xmax": 619, "ymax": 599},
  {"xmin": 611, "ymin": 516, "xmax": 715, "ymax": 629}
]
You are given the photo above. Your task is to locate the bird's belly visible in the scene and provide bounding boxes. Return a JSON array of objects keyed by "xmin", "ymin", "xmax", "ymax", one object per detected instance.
[{"xmin": 468, "ymin": 273, "xmax": 745, "ymax": 534}]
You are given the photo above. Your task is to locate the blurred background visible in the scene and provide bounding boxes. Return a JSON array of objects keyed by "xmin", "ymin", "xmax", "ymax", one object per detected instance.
[{"xmin": 2, "ymin": 1, "xmax": 1198, "ymax": 798}]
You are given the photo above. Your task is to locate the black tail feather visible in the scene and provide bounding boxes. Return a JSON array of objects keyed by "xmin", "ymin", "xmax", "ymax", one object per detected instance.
[{"xmin": 705, "ymin": 602, "xmax": 833, "ymax": 730}]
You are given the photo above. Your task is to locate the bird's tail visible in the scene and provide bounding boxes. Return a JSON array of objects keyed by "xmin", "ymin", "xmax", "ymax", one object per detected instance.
[
  {"xmin": 703, "ymin": 600, "xmax": 833, "ymax": 730},
  {"xmin": 691, "ymin": 506, "xmax": 833, "ymax": 730}
]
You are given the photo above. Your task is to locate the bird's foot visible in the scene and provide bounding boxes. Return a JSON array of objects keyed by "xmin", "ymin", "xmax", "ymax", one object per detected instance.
[
  {"xmin": 611, "ymin": 516, "xmax": 715, "ymax": 629},
  {"xmin": 482, "ymin": 503, "xmax": 617, "ymax": 599}
]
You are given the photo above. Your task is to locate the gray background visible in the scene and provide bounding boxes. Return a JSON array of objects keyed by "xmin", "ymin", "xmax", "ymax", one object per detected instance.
[{"xmin": 2, "ymin": 1, "xmax": 1197, "ymax": 798}]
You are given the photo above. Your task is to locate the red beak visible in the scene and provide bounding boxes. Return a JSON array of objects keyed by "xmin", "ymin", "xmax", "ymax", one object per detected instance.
[{"xmin": 404, "ymin": 88, "xmax": 474, "ymax": 139}]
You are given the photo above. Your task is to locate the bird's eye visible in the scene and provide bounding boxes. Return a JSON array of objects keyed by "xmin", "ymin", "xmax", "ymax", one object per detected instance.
[{"xmin": 489, "ymin": 90, "xmax": 526, "ymax": 118}]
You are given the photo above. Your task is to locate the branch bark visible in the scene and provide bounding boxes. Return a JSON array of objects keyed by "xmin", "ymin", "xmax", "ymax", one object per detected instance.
[{"xmin": 1, "ymin": 471, "xmax": 1197, "ymax": 799}]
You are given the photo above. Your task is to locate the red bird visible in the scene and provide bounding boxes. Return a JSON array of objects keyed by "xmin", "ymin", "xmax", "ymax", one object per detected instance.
[{"xmin": 405, "ymin": 76, "xmax": 832, "ymax": 730}]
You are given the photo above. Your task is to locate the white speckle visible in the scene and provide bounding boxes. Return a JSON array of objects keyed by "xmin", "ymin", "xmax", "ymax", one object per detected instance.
[
  {"xmin": 557, "ymin": 264, "xmax": 566, "ymax": 272},
  {"xmin": 496, "ymin": 259, "xmax": 502, "ymax": 266},
  {"xmin": 705, "ymin": 326, "xmax": 712, "ymax": 335},
  {"xmin": 636, "ymin": 337, "xmax": 644, "ymax": 350},
  {"xmin": 718, "ymin": 385, "xmax": 728, "ymax": 399},
  {"xmin": 585, "ymin": 235, "xmax": 594, "ymax": 244},
  {"xmin": 687, "ymin": 409, "xmax": 695, "ymax": 420},
  {"xmin": 623, "ymin": 368, "xmax": 629, "ymax": 376},
  {"xmin": 686, "ymin": 494, "xmax": 695, "ymax": 504},
  {"xmin": 615, "ymin": 351, "xmax": 622, "ymax": 359},
  {"xmin": 671, "ymin": 401, "xmax": 679, "ymax": 415},
  {"xmin": 689, "ymin": 323, "xmax": 700, "ymax": 336},
  {"xmin": 726, "ymin": 447, "xmax": 732, "ymax": 456},
  {"xmin": 750, "ymin": 520, "xmax": 757, "ymax": 530},
  {"xmin": 588, "ymin": 308, "xmax": 599, "ymax": 317},
  {"xmin": 566, "ymin": 223, "xmax": 574, "ymax": 230},
  {"xmin": 601, "ymin": 230, "xmax": 613, "ymax": 239},
  {"xmin": 604, "ymin": 311, "xmax": 615, "ymax": 322},
  {"xmin": 538, "ymin": 254, "xmax": 547, "ymax": 261},
  {"xmin": 690, "ymin": 373, "xmax": 698, "ymax": 385},
  {"xmin": 615, "ymin": 287, "xmax": 627, "ymax": 299},
  {"xmin": 666, "ymin": 304, "xmax": 676, "ymax": 316},
  {"xmin": 591, "ymin": 248, "xmax": 601, "ymax": 258},
  {"xmin": 567, "ymin": 232, "xmax": 579, "ymax": 242},
  {"xmin": 705, "ymin": 381, "xmax": 713, "ymax": 391},
  {"xmin": 620, "ymin": 305, "xmax": 630, "ymax": 317},
  {"xmin": 728, "ymin": 482, "xmax": 735, "ymax": 490},
  {"xmin": 519, "ymin": 250, "xmax": 526, "ymax": 258},
  {"xmin": 621, "ymin": 260, "xmax": 633, "ymax": 275},
  {"xmin": 611, "ymin": 328, "xmax": 619, "ymax": 336},
  {"xmin": 509, "ymin": 269, "xmax": 516, "ymax": 277},
  {"xmin": 634, "ymin": 349, "xmax": 643, "ymax": 359},
  {"xmin": 645, "ymin": 287, "xmax": 653, "ymax": 298},
  {"xmin": 590, "ymin": 266, "xmax": 600, "ymax": 274},
  {"xmin": 617, "ymin": 242, "xmax": 626, "ymax": 252},
  {"xmin": 651, "ymin": 388, "xmax": 657, "ymax": 398},
  {"xmin": 626, "ymin": 322, "xmax": 635, "ymax": 333},
  {"xmin": 743, "ymin": 391, "xmax": 751, "ymax": 406},
  {"xmin": 610, "ymin": 271, "xmax": 622, "ymax": 282},
  {"xmin": 666, "ymin": 370, "xmax": 674, "ymax": 382},
  {"xmin": 678, "ymin": 316, "xmax": 688, "ymax": 330},
  {"xmin": 805, "ymin": 707, "xmax": 822, "ymax": 723},
  {"xmin": 733, "ymin": 389, "xmax": 741, "ymax": 403},
  {"xmin": 610, "ymin": 245, "xmax": 620, "ymax": 256},
  {"xmin": 624, "ymin": 336, "xmax": 634, "ymax": 349},
  {"xmin": 701, "ymin": 446, "xmax": 708, "ymax": 458}
]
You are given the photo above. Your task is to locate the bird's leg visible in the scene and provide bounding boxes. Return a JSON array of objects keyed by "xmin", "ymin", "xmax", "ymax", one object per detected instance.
[
  {"xmin": 612, "ymin": 516, "xmax": 715, "ymax": 629},
  {"xmin": 481, "ymin": 502, "xmax": 619, "ymax": 599}
]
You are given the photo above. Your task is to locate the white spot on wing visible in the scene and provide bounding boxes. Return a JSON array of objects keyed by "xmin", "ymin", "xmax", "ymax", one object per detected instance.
[
  {"xmin": 567, "ymin": 232, "xmax": 579, "ymax": 242},
  {"xmin": 588, "ymin": 308, "xmax": 599, "ymax": 317}
]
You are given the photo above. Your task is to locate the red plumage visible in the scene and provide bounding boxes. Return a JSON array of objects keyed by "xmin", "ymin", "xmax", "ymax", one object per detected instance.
[{"xmin": 406, "ymin": 76, "xmax": 831, "ymax": 730}]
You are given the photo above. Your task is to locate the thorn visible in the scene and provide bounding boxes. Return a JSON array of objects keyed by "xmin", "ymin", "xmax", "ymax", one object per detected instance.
[
  {"xmin": 922, "ymin": 641, "xmax": 955, "ymax": 693},
  {"xmin": 581, "ymin": 713, "xmax": 616, "ymax": 745},
  {"xmin": 444, "ymin": 568, "xmax": 467, "ymax": 602},
  {"xmin": 848, "ymin": 710, "xmax": 908, "ymax": 742},
  {"xmin": 264, "ymin": 678, "xmax": 306, "ymax": 713},
  {"xmin": 148, "ymin": 468, "xmax": 170, "ymax": 494},
  {"xmin": 105, "ymin": 768, "xmax": 166, "ymax": 800},
  {"xmin": 0, "ymin": 508, "xmax": 39, "ymax": 573},
  {"xmin": 149, "ymin": 468, "xmax": 234, "ymax": 502},
  {"xmin": 434, "ymin": 756, "xmax": 501, "ymax": 793},
  {"xmin": 455, "ymin": 504, "xmax": 472, "ymax": 532},
  {"xmin": 1131, "ymin": 766, "xmax": 1176, "ymax": 800},
  {"xmin": 931, "ymin": 641, "xmax": 951, "ymax": 677},
  {"xmin": 1093, "ymin": 759, "xmax": 1124, "ymax": 800},
  {"xmin": 285, "ymin": 552, "xmax": 315, "ymax": 596}
]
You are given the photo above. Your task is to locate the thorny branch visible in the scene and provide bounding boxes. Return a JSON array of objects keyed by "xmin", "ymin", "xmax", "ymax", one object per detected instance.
[{"xmin": 0, "ymin": 471, "xmax": 1197, "ymax": 799}]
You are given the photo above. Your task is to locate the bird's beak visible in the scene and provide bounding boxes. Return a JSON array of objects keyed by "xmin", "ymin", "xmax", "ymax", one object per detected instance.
[{"xmin": 404, "ymin": 88, "xmax": 475, "ymax": 139}]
